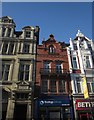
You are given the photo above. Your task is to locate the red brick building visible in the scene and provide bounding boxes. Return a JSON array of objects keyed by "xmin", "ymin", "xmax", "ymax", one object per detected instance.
[{"xmin": 34, "ymin": 34, "xmax": 74, "ymax": 120}]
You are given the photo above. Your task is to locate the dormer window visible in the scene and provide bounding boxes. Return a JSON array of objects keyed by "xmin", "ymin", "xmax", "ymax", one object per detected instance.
[
  {"xmin": 2, "ymin": 27, "xmax": 6, "ymax": 37},
  {"xmin": 49, "ymin": 45, "xmax": 55, "ymax": 54},
  {"xmin": 26, "ymin": 31, "xmax": 31, "ymax": 38}
]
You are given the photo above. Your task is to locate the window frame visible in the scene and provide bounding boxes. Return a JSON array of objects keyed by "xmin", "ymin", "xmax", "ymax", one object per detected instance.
[{"xmin": 18, "ymin": 62, "xmax": 30, "ymax": 81}]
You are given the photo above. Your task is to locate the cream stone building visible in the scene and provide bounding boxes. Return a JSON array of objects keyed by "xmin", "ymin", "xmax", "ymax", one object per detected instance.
[{"xmin": 0, "ymin": 16, "xmax": 40, "ymax": 120}]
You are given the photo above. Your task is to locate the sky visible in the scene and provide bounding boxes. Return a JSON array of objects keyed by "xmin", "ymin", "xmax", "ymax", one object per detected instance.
[{"xmin": 2, "ymin": 2, "xmax": 92, "ymax": 44}]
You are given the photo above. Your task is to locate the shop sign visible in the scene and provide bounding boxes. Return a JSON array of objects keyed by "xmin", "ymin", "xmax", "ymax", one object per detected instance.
[
  {"xmin": 76, "ymin": 99, "xmax": 94, "ymax": 110},
  {"xmin": 82, "ymin": 76, "xmax": 89, "ymax": 99},
  {"xmin": 39, "ymin": 99, "xmax": 70, "ymax": 107}
]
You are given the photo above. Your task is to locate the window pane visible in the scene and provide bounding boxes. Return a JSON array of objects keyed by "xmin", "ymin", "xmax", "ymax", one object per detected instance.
[
  {"xmin": 26, "ymin": 31, "xmax": 31, "ymax": 38},
  {"xmin": 18, "ymin": 64, "xmax": 29, "ymax": 81},
  {"xmin": 50, "ymin": 80, "xmax": 56, "ymax": 92},
  {"xmin": 41, "ymin": 80, "xmax": 48, "ymax": 92},
  {"xmin": 9, "ymin": 43, "xmax": 14, "ymax": 54},
  {"xmin": 59, "ymin": 80, "xmax": 65, "ymax": 92},
  {"xmin": 2, "ymin": 28, "xmax": 6, "ymax": 37},
  {"xmin": 87, "ymin": 83, "xmax": 92, "ymax": 92},
  {"xmin": 73, "ymin": 43, "xmax": 78, "ymax": 50},
  {"xmin": 23, "ymin": 44, "xmax": 30, "ymax": 53},
  {"xmin": 2, "ymin": 64, "xmax": 10, "ymax": 80},
  {"xmin": 56, "ymin": 63, "xmax": 62, "ymax": 73},
  {"xmin": 49, "ymin": 45, "xmax": 55, "ymax": 54},
  {"xmin": 7, "ymin": 28, "xmax": 11, "ymax": 37},
  {"xmin": 72, "ymin": 57, "xmax": 77, "ymax": 69},
  {"xmin": 92, "ymin": 83, "xmax": 94, "ymax": 92},
  {"xmin": 25, "ymin": 72, "xmax": 29, "ymax": 81},
  {"xmin": 76, "ymin": 77, "xmax": 82, "ymax": 93},
  {"xmin": 2, "ymin": 43, "xmax": 8, "ymax": 54}
]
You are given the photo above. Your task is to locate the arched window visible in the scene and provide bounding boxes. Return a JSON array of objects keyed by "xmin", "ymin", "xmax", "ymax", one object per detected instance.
[{"xmin": 49, "ymin": 45, "xmax": 55, "ymax": 54}]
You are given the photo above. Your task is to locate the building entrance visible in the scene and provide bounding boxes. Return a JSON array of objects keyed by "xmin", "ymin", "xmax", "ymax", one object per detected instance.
[{"xmin": 13, "ymin": 104, "xmax": 27, "ymax": 120}]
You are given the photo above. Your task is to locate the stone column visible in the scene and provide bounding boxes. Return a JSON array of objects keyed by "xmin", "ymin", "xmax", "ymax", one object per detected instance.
[
  {"xmin": 8, "ymin": 60, "xmax": 14, "ymax": 81},
  {"xmin": 29, "ymin": 43, "xmax": 32, "ymax": 54},
  {"xmin": 27, "ymin": 103, "xmax": 31, "ymax": 120},
  {"xmin": 5, "ymin": 27, "xmax": 8, "ymax": 37},
  {"xmin": 12, "ymin": 58, "xmax": 20, "ymax": 82},
  {"xmin": 6, "ymin": 99, "xmax": 15, "ymax": 119},
  {"xmin": 29, "ymin": 61, "xmax": 33, "ymax": 82},
  {"xmin": 0, "ymin": 27, "xmax": 2, "ymax": 37}
]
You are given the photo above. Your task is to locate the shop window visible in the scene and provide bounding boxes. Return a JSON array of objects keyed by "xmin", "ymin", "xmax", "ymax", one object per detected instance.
[
  {"xmin": 18, "ymin": 63, "xmax": 30, "ymax": 81},
  {"xmin": 23, "ymin": 43, "xmax": 30, "ymax": 53},
  {"xmin": 49, "ymin": 45, "xmax": 55, "ymax": 54},
  {"xmin": 50, "ymin": 80, "xmax": 57, "ymax": 92},
  {"xmin": 2, "ymin": 63, "xmax": 10, "ymax": 81},
  {"xmin": 26, "ymin": 31, "xmax": 31, "ymax": 38},
  {"xmin": 72, "ymin": 56, "xmax": 78, "ymax": 69},
  {"xmin": 59, "ymin": 80, "xmax": 66, "ymax": 93}
]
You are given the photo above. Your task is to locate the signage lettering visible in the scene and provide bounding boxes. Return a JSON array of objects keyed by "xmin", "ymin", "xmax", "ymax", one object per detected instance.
[{"xmin": 76, "ymin": 99, "xmax": 94, "ymax": 110}]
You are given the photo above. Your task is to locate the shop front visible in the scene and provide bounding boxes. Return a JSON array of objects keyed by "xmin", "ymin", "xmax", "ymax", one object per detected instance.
[
  {"xmin": 76, "ymin": 99, "xmax": 94, "ymax": 120},
  {"xmin": 34, "ymin": 95, "xmax": 74, "ymax": 120}
]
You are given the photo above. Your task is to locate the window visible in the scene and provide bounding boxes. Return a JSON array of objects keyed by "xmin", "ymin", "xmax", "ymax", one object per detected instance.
[
  {"xmin": 56, "ymin": 63, "xmax": 62, "ymax": 73},
  {"xmin": 18, "ymin": 63, "xmax": 30, "ymax": 81},
  {"xmin": 85, "ymin": 56, "xmax": 91, "ymax": 68},
  {"xmin": 76, "ymin": 77, "xmax": 82, "ymax": 93},
  {"xmin": 2, "ymin": 42, "xmax": 14, "ymax": 55},
  {"xmin": 2, "ymin": 63, "xmax": 10, "ymax": 80},
  {"xmin": 41, "ymin": 79, "xmax": 48, "ymax": 92},
  {"xmin": 87, "ymin": 43, "xmax": 92, "ymax": 50},
  {"xmin": 16, "ymin": 93, "xmax": 28, "ymax": 99},
  {"xmin": 26, "ymin": 31, "xmax": 31, "ymax": 38},
  {"xmin": 7, "ymin": 28, "xmax": 11, "ymax": 37},
  {"xmin": 8, "ymin": 43, "xmax": 14, "ymax": 54},
  {"xmin": 50, "ymin": 80, "xmax": 56, "ymax": 92},
  {"xmin": 59, "ymin": 80, "xmax": 65, "ymax": 92},
  {"xmin": 44, "ymin": 62, "xmax": 50, "ymax": 73},
  {"xmin": 73, "ymin": 43, "xmax": 78, "ymax": 50},
  {"xmin": 2, "ymin": 42, "xmax": 8, "ymax": 54},
  {"xmin": 2, "ymin": 27, "xmax": 6, "ymax": 37},
  {"xmin": 87, "ymin": 77, "xmax": 94, "ymax": 93},
  {"xmin": 49, "ymin": 45, "xmax": 55, "ymax": 54},
  {"xmin": 23, "ymin": 43, "xmax": 30, "ymax": 53},
  {"xmin": 72, "ymin": 57, "xmax": 78, "ymax": 69}
]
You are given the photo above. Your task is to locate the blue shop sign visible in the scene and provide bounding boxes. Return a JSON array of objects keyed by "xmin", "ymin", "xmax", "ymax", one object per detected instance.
[{"xmin": 39, "ymin": 99, "xmax": 70, "ymax": 107}]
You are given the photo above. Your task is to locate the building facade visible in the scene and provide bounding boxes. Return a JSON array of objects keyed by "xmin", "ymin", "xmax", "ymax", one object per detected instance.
[
  {"xmin": 0, "ymin": 16, "xmax": 40, "ymax": 120},
  {"xmin": 34, "ymin": 34, "xmax": 74, "ymax": 120},
  {"xmin": 67, "ymin": 30, "xmax": 94, "ymax": 120}
]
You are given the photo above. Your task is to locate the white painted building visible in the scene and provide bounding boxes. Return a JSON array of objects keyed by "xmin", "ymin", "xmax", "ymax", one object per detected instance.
[{"xmin": 67, "ymin": 30, "xmax": 94, "ymax": 120}]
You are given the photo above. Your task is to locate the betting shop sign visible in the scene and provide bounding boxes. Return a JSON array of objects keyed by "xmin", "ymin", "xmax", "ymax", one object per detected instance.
[{"xmin": 76, "ymin": 99, "xmax": 94, "ymax": 110}]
